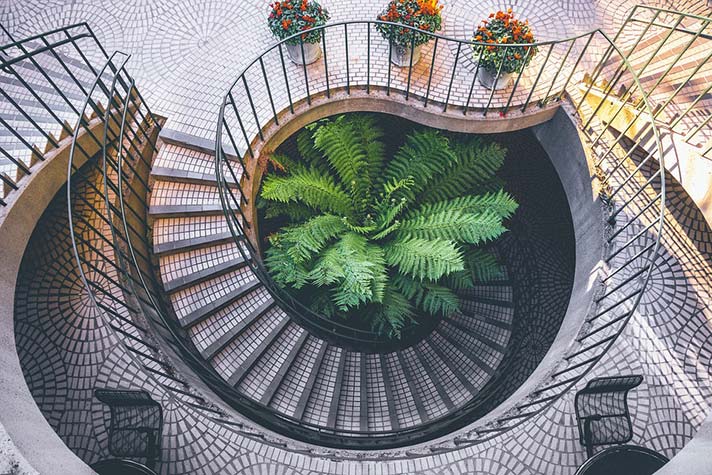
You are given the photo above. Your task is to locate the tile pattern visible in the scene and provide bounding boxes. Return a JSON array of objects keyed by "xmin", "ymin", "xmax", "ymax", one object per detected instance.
[
  {"xmin": 6, "ymin": 1, "xmax": 712, "ymax": 475},
  {"xmin": 2, "ymin": 0, "xmax": 708, "ymax": 142}
]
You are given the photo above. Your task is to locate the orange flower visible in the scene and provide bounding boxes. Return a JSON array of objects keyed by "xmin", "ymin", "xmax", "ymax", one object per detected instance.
[{"xmin": 281, "ymin": 18, "xmax": 292, "ymax": 30}]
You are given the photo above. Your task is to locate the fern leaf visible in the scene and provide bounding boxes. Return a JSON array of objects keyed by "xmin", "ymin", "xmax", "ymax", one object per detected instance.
[
  {"xmin": 312, "ymin": 116, "xmax": 373, "ymax": 211},
  {"xmin": 412, "ymin": 190, "xmax": 518, "ymax": 220},
  {"xmin": 443, "ymin": 270, "xmax": 475, "ymax": 290},
  {"xmin": 262, "ymin": 200, "xmax": 314, "ymax": 222},
  {"xmin": 384, "ymin": 237, "xmax": 464, "ymax": 281},
  {"xmin": 308, "ymin": 233, "xmax": 387, "ymax": 309},
  {"xmin": 464, "ymin": 248, "xmax": 504, "ymax": 282},
  {"xmin": 397, "ymin": 208, "xmax": 507, "ymax": 245},
  {"xmin": 277, "ymin": 215, "xmax": 347, "ymax": 263},
  {"xmin": 384, "ymin": 130, "xmax": 457, "ymax": 200},
  {"xmin": 369, "ymin": 285, "xmax": 414, "ymax": 338},
  {"xmin": 264, "ymin": 243, "xmax": 310, "ymax": 288},
  {"xmin": 425, "ymin": 140, "xmax": 507, "ymax": 202},
  {"xmin": 261, "ymin": 167, "xmax": 353, "ymax": 217},
  {"xmin": 393, "ymin": 274, "xmax": 460, "ymax": 316},
  {"xmin": 350, "ymin": 114, "xmax": 387, "ymax": 194}
]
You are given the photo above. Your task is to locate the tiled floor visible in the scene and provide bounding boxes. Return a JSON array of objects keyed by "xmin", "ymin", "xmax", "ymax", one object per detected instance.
[
  {"xmin": 5, "ymin": 1, "xmax": 712, "ymax": 474},
  {"xmin": 2, "ymin": 0, "xmax": 710, "ymax": 139}
]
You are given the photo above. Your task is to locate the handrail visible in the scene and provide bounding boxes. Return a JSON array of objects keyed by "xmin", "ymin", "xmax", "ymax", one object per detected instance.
[
  {"xmin": 210, "ymin": 15, "xmax": 669, "ymax": 450},
  {"xmin": 215, "ymin": 21, "xmax": 605, "ymax": 349},
  {"xmin": 53, "ymin": 2, "xmax": 712, "ymax": 459}
]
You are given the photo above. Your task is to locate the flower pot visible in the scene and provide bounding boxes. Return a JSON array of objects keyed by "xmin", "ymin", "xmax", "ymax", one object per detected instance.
[
  {"xmin": 390, "ymin": 43, "xmax": 422, "ymax": 67},
  {"xmin": 477, "ymin": 67, "xmax": 513, "ymax": 90},
  {"xmin": 285, "ymin": 42, "xmax": 321, "ymax": 65}
]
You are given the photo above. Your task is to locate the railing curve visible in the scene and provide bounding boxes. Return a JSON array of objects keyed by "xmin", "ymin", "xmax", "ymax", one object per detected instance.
[
  {"xmin": 53, "ymin": 5, "xmax": 685, "ymax": 459},
  {"xmin": 211, "ymin": 17, "xmax": 667, "ymax": 451}
]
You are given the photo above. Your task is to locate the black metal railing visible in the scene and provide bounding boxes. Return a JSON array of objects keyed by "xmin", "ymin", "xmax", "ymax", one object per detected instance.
[
  {"xmin": 11, "ymin": 4, "xmax": 704, "ymax": 459},
  {"xmin": 214, "ymin": 21, "xmax": 601, "ymax": 349},
  {"xmin": 0, "ymin": 22, "xmax": 108, "ymax": 205},
  {"xmin": 212, "ymin": 15, "xmax": 671, "ymax": 451}
]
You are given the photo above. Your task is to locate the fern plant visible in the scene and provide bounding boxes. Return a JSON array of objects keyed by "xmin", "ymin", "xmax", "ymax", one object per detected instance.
[{"xmin": 260, "ymin": 114, "xmax": 517, "ymax": 338}]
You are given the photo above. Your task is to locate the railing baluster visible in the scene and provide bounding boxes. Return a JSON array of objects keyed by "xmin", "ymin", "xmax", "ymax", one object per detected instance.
[
  {"xmin": 344, "ymin": 24, "xmax": 350, "ymax": 95},
  {"xmin": 521, "ymin": 43, "xmax": 554, "ymax": 112},
  {"xmin": 483, "ymin": 45, "xmax": 507, "ymax": 116},
  {"xmin": 443, "ymin": 42, "xmax": 461, "ymax": 112},
  {"xmin": 366, "ymin": 24, "xmax": 371, "ymax": 94},
  {"xmin": 259, "ymin": 57, "xmax": 279, "ymax": 125},
  {"xmin": 242, "ymin": 75, "xmax": 264, "ymax": 141},
  {"xmin": 299, "ymin": 37, "xmax": 311, "ymax": 105},
  {"xmin": 405, "ymin": 35, "xmax": 415, "ymax": 100},
  {"xmin": 322, "ymin": 29, "xmax": 330, "ymax": 98},
  {"xmin": 278, "ymin": 43, "xmax": 294, "ymax": 113},
  {"xmin": 424, "ymin": 37, "xmax": 439, "ymax": 107}
]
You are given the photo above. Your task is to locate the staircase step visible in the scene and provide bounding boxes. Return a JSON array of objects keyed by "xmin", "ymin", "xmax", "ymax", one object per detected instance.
[
  {"xmin": 150, "ymin": 166, "xmax": 225, "ymax": 186},
  {"xmin": 179, "ymin": 278, "xmax": 261, "ymax": 327},
  {"xmin": 148, "ymin": 203, "xmax": 227, "ymax": 217},
  {"xmin": 292, "ymin": 341, "xmax": 328, "ymax": 420},
  {"xmin": 163, "ymin": 255, "xmax": 248, "ymax": 293},
  {"xmin": 259, "ymin": 330, "xmax": 310, "ymax": 405},
  {"xmin": 153, "ymin": 231, "xmax": 235, "ymax": 255},
  {"xmin": 203, "ymin": 299, "xmax": 275, "ymax": 359},
  {"xmin": 445, "ymin": 314, "xmax": 508, "ymax": 353},
  {"xmin": 227, "ymin": 316, "xmax": 290, "ymax": 386},
  {"xmin": 437, "ymin": 324, "xmax": 497, "ymax": 375}
]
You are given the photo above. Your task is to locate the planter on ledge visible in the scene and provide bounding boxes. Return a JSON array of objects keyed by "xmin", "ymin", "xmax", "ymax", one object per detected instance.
[
  {"xmin": 477, "ymin": 68, "xmax": 513, "ymax": 90},
  {"xmin": 390, "ymin": 43, "xmax": 423, "ymax": 67},
  {"xmin": 286, "ymin": 42, "xmax": 322, "ymax": 65}
]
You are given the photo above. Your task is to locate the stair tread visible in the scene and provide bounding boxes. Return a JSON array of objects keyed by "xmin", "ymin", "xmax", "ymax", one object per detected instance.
[
  {"xmin": 178, "ymin": 278, "xmax": 261, "ymax": 327},
  {"xmin": 162, "ymin": 255, "xmax": 247, "ymax": 293},
  {"xmin": 202, "ymin": 298, "xmax": 276, "ymax": 359}
]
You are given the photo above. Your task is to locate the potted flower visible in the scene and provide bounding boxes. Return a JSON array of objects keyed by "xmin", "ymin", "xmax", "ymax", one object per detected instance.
[
  {"xmin": 376, "ymin": 0, "xmax": 443, "ymax": 67},
  {"xmin": 472, "ymin": 9, "xmax": 537, "ymax": 90},
  {"xmin": 268, "ymin": 0, "xmax": 330, "ymax": 65}
]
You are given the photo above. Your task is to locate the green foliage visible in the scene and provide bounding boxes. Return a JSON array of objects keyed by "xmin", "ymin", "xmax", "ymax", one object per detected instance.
[{"xmin": 259, "ymin": 114, "xmax": 517, "ymax": 337}]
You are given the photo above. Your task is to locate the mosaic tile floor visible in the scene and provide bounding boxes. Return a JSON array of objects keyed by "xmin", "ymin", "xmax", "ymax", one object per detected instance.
[
  {"xmin": 2, "ymin": 0, "xmax": 710, "ymax": 139},
  {"xmin": 4, "ymin": 0, "xmax": 712, "ymax": 474}
]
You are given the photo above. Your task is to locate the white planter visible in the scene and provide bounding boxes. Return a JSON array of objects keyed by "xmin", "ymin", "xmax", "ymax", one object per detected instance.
[
  {"xmin": 285, "ymin": 42, "xmax": 321, "ymax": 65},
  {"xmin": 477, "ymin": 68, "xmax": 514, "ymax": 90},
  {"xmin": 390, "ymin": 43, "xmax": 423, "ymax": 67}
]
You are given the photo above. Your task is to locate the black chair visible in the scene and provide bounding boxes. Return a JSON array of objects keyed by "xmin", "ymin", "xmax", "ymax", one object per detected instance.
[
  {"xmin": 95, "ymin": 389, "xmax": 163, "ymax": 470},
  {"xmin": 574, "ymin": 375, "xmax": 643, "ymax": 457}
]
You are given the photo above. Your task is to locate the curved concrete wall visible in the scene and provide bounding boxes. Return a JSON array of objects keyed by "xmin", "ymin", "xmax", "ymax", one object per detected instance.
[
  {"xmin": 236, "ymin": 95, "xmax": 605, "ymax": 448},
  {"xmin": 0, "ymin": 123, "xmax": 106, "ymax": 475}
]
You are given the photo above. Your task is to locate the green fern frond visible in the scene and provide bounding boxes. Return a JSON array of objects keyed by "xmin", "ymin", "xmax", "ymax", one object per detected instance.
[
  {"xmin": 264, "ymin": 243, "xmax": 310, "ymax": 288},
  {"xmin": 412, "ymin": 190, "xmax": 518, "ymax": 220},
  {"xmin": 393, "ymin": 274, "xmax": 460, "ymax": 316},
  {"xmin": 277, "ymin": 215, "xmax": 347, "ymax": 263},
  {"xmin": 369, "ymin": 285, "xmax": 414, "ymax": 338},
  {"xmin": 351, "ymin": 114, "xmax": 387, "ymax": 194},
  {"xmin": 262, "ymin": 200, "xmax": 315, "ymax": 222},
  {"xmin": 384, "ymin": 130, "xmax": 457, "ymax": 200},
  {"xmin": 384, "ymin": 237, "xmax": 464, "ymax": 281},
  {"xmin": 308, "ymin": 233, "xmax": 387, "ymax": 309},
  {"xmin": 312, "ymin": 116, "xmax": 373, "ymax": 211},
  {"xmin": 397, "ymin": 208, "xmax": 507, "ymax": 245},
  {"xmin": 464, "ymin": 248, "xmax": 503, "ymax": 282},
  {"xmin": 261, "ymin": 167, "xmax": 353, "ymax": 217},
  {"xmin": 426, "ymin": 140, "xmax": 507, "ymax": 202},
  {"xmin": 443, "ymin": 270, "xmax": 475, "ymax": 290}
]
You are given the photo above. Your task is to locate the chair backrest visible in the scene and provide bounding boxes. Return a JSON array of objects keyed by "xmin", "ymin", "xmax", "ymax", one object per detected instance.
[
  {"xmin": 574, "ymin": 375, "xmax": 643, "ymax": 456},
  {"xmin": 95, "ymin": 389, "xmax": 163, "ymax": 467}
]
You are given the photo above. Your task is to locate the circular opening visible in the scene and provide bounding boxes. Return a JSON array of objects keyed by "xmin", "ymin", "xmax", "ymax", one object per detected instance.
[{"xmin": 256, "ymin": 112, "xmax": 575, "ymax": 353}]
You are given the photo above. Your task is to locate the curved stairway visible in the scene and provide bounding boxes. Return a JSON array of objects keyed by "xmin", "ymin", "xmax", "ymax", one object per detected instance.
[{"xmin": 148, "ymin": 140, "xmax": 517, "ymax": 435}]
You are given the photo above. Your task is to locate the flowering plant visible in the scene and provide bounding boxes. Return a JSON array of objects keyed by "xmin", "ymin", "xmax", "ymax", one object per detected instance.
[
  {"xmin": 268, "ymin": 0, "xmax": 330, "ymax": 45},
  {"xmin": 376, "ymin": 0, "xmax": 443, "ymax": 47},
  {"xmin": 472, "ymin": 9, "xmax": 537, "ymax": 74}
]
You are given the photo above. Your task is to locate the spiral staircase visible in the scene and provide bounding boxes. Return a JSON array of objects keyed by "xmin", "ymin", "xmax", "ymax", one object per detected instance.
[{"xmin": 2, "ymin": 4, "xmax": 712, "ymax": 475}]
